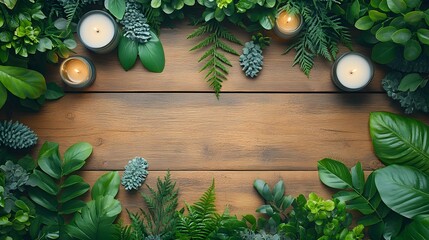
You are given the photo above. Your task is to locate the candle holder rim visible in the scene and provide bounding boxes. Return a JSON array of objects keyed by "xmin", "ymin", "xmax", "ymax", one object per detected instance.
[
  {"xmin": 60, "ymin": 55, "xmax": 96, "ymax": 88},
  {"xmin": 331, "ymin": 51, "xmax": 374, "ymax": 92}
]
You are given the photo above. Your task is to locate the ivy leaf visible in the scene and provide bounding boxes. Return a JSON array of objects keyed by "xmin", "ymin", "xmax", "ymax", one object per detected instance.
[
  {"xmin": 91, "ymin": 171, "xmax": 120, "ymax": 200},
  {"xmin": 398, "ymin": 73, "xmax": 427, "ymax": 92},
  {"xmin": 0, "ymin": 65, "xmax": 46, "ymax": 99},
  {"xmin": 138, "ymin": 31, "xmax": 165, "ymax": 73},
  {"xmin": 0, "ymin": 84, "xmax": 6, "ymax": 109},
  {"xmin": 371, "ymin": 42, "xmax": 397, "ymax": 64},
  {"xmin": 118, "ymin": 36, "xmax": 138, "ymax": 71},
  {"xmin": 104, "ymin": 0, "xmax": 125, "ymax": 20}
]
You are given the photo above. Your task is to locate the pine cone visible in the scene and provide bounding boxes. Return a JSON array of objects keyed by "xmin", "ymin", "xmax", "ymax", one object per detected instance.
[
  {"xmin": 119, "ymin": 1, "xmax": 152, "ymax": 44},
  {"xmin": 0, "ymin": 121, "xmax": 38, "ymax": 150},
  {"xmin": 121, "ymin": 157, "xmax": 149, "ymax": 191},
  {"xmin": 239, "ymin": 41, "xmax": 263, "ymax": 78}
]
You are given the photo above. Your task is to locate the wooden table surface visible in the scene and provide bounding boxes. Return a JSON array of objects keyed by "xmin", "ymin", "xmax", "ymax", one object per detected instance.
[{"xmin": 10, "ymin": 23, "xmax": 428, "ymax": 221}]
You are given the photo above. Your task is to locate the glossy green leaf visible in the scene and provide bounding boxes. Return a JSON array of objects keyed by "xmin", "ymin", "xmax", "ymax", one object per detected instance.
[
  {"xmin": 254, "ymin": 179, "xmax": 273, "ymax": 201},
  {"xmin": 371, "ymin": 42, "xmax": 397, "ymax": 64},
  {"xmin": 375, "ymin": 165, "xmax": 429, "ymax": 218},
  {"xmin": 355, "ymin": 16, "xmax": 374, "ymax": 30},
  {"xmin": 386, "ymin": 0, "xmax": 407, "ymax": 13},
  {"xmin": 370, "ymin": 0, "xmax": 381, "ymax": 7},
  {"xmin": 44, "ymin": 82, "xmax": 64, "ymax": 100},
  {"xmin": 417, "ymin": 29, "xmax": 429, "ymax": 45},
  {"xmin": 104, "ymin": 0, "xmax": 125, "ymax": 19},
  {"xmin": 273, "ymin": 180, "xmax": 285, "ymax": 204},
  {"xmin": 370, "ymin": 112, "xmax": 429, "ymax": 173},
  {"xmin": 369, "ymin": 10, "xmax": 387, "ymax": 22},
  {"xmin": 376, "ymin": 26, "xmax": 396, "ymax": 42},
  {"xmin": 91, "ymin": 171, "xmax": 120, "ymax": 199},
  {"xmin": 347, "ymin": 197, "xmax": 375, "ymax": 214},
  {"xmin": 38, "ymin": 142, "xmax": 62, "ymax": 179},
  {"xmin": 0, "ymin": 65, "xmax": 46, "ymax": 99},
  {"xmin": 383, "ymin": 211, "xmax": 403, "ymax": 240},
  {"xmin": 63, "ymin": 142, "xmax": 93, "ymax": 176},
  {"xmin": 349, "ymin": 0, "xmax": 360, "ymax": 21},
  {"xmin": 398, "ymin": 73, "xmax": 427, "ymax": 92},
  {"xmin": 351, "ymin": 162, "xmax": 365, "ymax": 193},
  {"xmin": 184, "ymin": 0, "xmax": 195, "ymax": 6},
  {"xmin": 1, "ymin": 0, "xmax": 17, "ymax": 9},
  {"xmin": 118, "ymin": 36, "xmax": 138, "ymax": 71},
  {"xmin": 406, "ymin": 0, "xmax": 421, "ymax": 8},
  {"xmin": 404, "ymin": 39, "xmax": 422, "ymax": 62},
  {"xmin": 333, "ymin": 191, "xmax": 359, "ymax": 202},
  {"xmin": 404, "ymin": 11, "xmax": 425, "ymax": 24},
  {"xmin": 363, "ymin": 172, "xmax": 378, "ymax": 200},
  {"xmin": 358, "ymin": 214, "xmax": 381, "ymax": 226},
  {"xmin": 0, "ymin": 84, "xmax": 6, "ymax": 109},
  {"xmin": 28, "ymin": 188, "xmax": 57, "ymax": 211},
  {"xmin": 62, "ymin": 175, "xmax": 86, "ymax": 188},
  {"xmin": 391, "ymin": 28, "xmax": 412, "ymax": 44},
  {"xmin": 396, "ymin": 215, "xmax": 429, "ymax": 240},
  {"xmin": 259, "ymin": 16, "xmax": 274, "ymax": 30},
  {"xmin": 318, "ymin": 158, "xmax": 353, "ymax": 189},
  {"xmin": 390, "ymin": 16, "xmax": 406, "ymax": 28},
  {"xmin": 138, "ymin": 31, "xmax": 165, "ymax": 73},
  {"xmin": 60, "ymin": 182, "xmax": 90, "ymax": 203},
  {"xmin": 60, "ymin": 200, "xmax": 86, "ymax": 215},
  {"xmin": 379, "ymin": 0, "xmax": 390, "ymax": 12},
  {"xmin": 28, "ymin": 169, "xmax": 58, "ymax": 195},
  {"xmin": 151, "ymin": 0, "xmax": 161, "ymax": 8}
]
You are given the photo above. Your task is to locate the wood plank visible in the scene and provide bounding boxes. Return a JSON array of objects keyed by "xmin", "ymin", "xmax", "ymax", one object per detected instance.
[
  {"xmin": 44, "ymin": 23, "xmax": 385, "ymax": 93},
  {"xmin": 80, "ymin": 170, "xmax": 342, "ymax": 222},
  {"xmin": 13, "ymin": 93, "xmax": 424, "ymax": 171}
]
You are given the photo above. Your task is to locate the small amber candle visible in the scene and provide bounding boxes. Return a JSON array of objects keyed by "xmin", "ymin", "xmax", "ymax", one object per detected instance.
[
  {"xmin": 60, "ymin": 56, "xmax": 95, "ymax": 88},
  {"xmin": 274, "ymin": 10, "xmax": 303, "ymax": 40}
]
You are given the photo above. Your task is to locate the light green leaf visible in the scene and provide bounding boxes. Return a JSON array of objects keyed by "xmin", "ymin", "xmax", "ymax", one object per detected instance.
[
  {"xmin": 151, "ymin": 0, "xmax": 161, "ymax": 8},
  {"xmin": 318, "ymin": 158, "xmax": 353, "ymax": 189},
  {"xmin": 0, "ymin": 84, "xmax": 6, "ymax": 109},
  {"xmin": 417, "ymin": 29, "xmax": 429, "ymax": 45},
  {"xmin": 370, "ymin": 112, "xmax": 429, "ymax": 173},
  {"xmin": 370, "ymin": 0, "xmax": 381, "ymax": 8},
  {"xmin": 376, "ymin": 26, "xmax": 396, "ymax": 42},
  {"xmin": 391, "ymin": 28, "xmax": 412, "ymax": 44},
  {"xmin": 38, "ymin": 142, "xmax": 62, "ymax": 179},
  {"xmin": 0, "ymin": 65, "xmax": 46, "ymax": 99},
  {"xmin": 259, "ymin": 16, "xmax": 274, "ymax": 30},
  {"xmin": 396, "ymin": 215, "xmax": 429, "ymax": 240},
  {"xmin": 138, "ymin": 31, "xmax": 165, "ymax": 73},
  {"xmin": 369, "ymin": 10, "xmax": 387, "ymax": 22},
  {"xmin": 104, "ymin": 0, "xmax": 125, "ymax": 20},
  {"xmin": 375, "ymin": 165, "xmax": 429, "ymax": 218},
  {"xmin": 63, "ymin": 39, "xmax": 77, "ymax": 49},
  {"xmin": 404, "ymin": 39, "xmax": 422, "ymax": 61},
  {"xmin": 355, "ymin": 16, "xmax": 374, "ymax": 30},
  {"xmin": 398, "ymin": 73, "xmax": 426, "ymax": 92},
  {"xmin": 91, "ymin": 171, "xmax": 120, "ymax": 199},
  {"xmin": 404, "ymin": 11, "xmax": 425, "ymax": 24},
  {"xmin": 118, "ymin": 36, "xmax": 138, "ymax": 71},
  {"xmin": 184, "ymin": 0, "xmax": 195, "ymax": 6},
  {"xmin": 386, "ymin": 0, "xmax": 407, "ymax": 13},
  {"xmin": 379, "ymin": 0, "xmax": 390, "ymax": 12},
  {"xmin": 371, "ymin": 42, "xmax": 397, "ymax": 64},
  {"xmin": 63, "ymin": 142, "xmax": 93, "ymax": 176},
  {"xmin": 1, "ymin": 0, "xmax": 17, "ymax": 9}
]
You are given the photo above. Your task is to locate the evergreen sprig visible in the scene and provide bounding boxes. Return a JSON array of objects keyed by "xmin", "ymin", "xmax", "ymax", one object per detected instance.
[
  {"xmin": 188, "ymin": 21, "xmax": 242, "ymax": 98},
  {"xmin": 283, "ymin": 0, "xmax": 351, "ymax": 77}
]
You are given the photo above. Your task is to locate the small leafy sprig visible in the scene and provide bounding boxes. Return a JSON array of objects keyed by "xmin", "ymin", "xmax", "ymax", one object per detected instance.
[{"xmin": 188, "ymin": 21, "xmax": 242, "ymax": 98}]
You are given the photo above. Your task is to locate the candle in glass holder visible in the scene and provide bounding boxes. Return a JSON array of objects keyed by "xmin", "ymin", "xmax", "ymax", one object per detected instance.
[
  {"xmin": 331, "ymin": 52, "xmax": 374, "ymax": 91},
  {"xmin": 77, "ymin": 10, "xmax": 120, "ymax": 53},
  {"xmin": 60, "ymin": 56, "xmax": 95, "ymax": 88},
  {"xmin": 274, "ymin": 10, "xmax": 303, "ymax": 40}
]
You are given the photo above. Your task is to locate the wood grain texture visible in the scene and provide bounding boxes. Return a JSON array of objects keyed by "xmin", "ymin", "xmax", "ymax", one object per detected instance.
[
  {"xmin": 44, "ymin": 23, "xmax": 385, "ymax": 93},
  {"xmin": 13, "ymin": 93, "xmax": 425, "ymax": 171}
]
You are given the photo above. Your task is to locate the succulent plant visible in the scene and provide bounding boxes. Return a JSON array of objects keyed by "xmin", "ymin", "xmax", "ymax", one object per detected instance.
[
  {"xmin": 239, "ymin": 41, "xmax": 264, "ymax": 78},
  {"xmin": 0, "ymin": 160, "xmax": 29, "ymax": 193},
  {"xmin": 119, "ymin": 1, "xmax": 152, "ymax": 44},
  {"xmin": 121, "ymin": 157, "xmax": 149, "ymax": 191},
  {"xmin": 0, "ymin": 121, "xmax": 38, "ymax": 150}
]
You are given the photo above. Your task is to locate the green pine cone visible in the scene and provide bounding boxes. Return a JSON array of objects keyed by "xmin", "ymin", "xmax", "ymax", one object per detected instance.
[
  {"xmin": 0, "ymin": 121, "xmax": 38, "ymax": 149},
  {"xmin": 121, "ymin": 156, "xmax": 149, "ymax": 191},
  {"xmin": 239, "ymin": 41, "xmax": 264, "ymax": 78}
]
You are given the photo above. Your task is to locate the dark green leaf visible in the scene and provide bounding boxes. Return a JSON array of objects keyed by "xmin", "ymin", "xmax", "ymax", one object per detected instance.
[
  {"xmin": 376, "ymin": 26, "xmax": 396, "ymax": 42},
  {"xmin": 363, "ymin": 172, "xmax": 377, "ymax": 199},
  {"xmin": 398, "ymin": 73, "xmax": 426, "ymax": 91},
  {"xmin": 256, "ymin": 205, "xmax": 274, "ymax": 215},
  {"xmin": 333, "ymin": 191, "xmax": 359, "ymax": 201},
  {"xmin": 138, "ymin": 31, "xmax": 165, "ymax": 73},
  {"xmin": 18, "ymin": 155, "xmax": 36, "ymax": 171},
  {"xmin": 347, "ymin": 197, "xmax": 375, "ymax": 214},
  {"xmin": 371, "ymin": 42, "xmax": 397, "ymax": 64},
  {"xmin": 417, "ymin": 29, "xmax": 429, "ymax": 45},
  {"xmin": 405, "ymin": 0, "xmax": 421, "ymax": 8},
  {"xmin": 404, "ymin": 39, "xmax": 421, "ymax": 61},
  {"xmin": 273, "ymin": 180, "xmax": 284, "ymax": 204},
  {"xmin": 383, "ymin": 211, "xmax": 403, "ymax": 239},
  {"xmin": 28, "ymin": 169, "xmax": 58, "ymax": 195},
  {"xmin": 0, "ymin": 84, "xmax": 6, "ymax": 109},
  {"xmin": 370, "ymin": 0, "xmax": 381, "ymax": 8},
  {"xmin": 38, "ymin": 142, "xmax": 62, "ymax": 179},
  {"xmin": 104, "ymin": 0, "xmax": 125, "ymax": 19},
  {"xmin": 118, "ymin": 36, "xmax": 138, "ymax": 71},
  {"xmin": 379, "ymin": 0, "xmax": 390, "ymax": 12},
  {"xmin": 318, "ymin": 158, "xmax": 353, "ymax": 189},
  {"xmin": 63, "ymin": 142, "xmax": 92, "ymax": 176},
  {"xmin": 351, "ymin": 162, "xmax": 365, "ymax": 193},
  {"xmin": 386, "ymin": 0, "xmax": 407, "ymax": 13},
  {"xmin": 28, "ymin": 188, "xmax": 57, "ymax": 211},
  {"xmin": 60, "ymin": 182, "xmax": 90, "ymax": 203},
  {"xmin": 404, "ymin": 11, "xmax": 425, "ymax": 24},
  {"xmin": 370, "ymin": 112, "xmax": 429, "ymax": 173},
  {"xmin": 0, "ymin": 65, "xmax": 46, "ymax": 99},
  {"xmin": 44, "ymin": 82, "xmax": 64, "ymax": 100},
  {"xmin": 91, "ymin": 171, "xmax": 120, "ymax": 199},
  {"xmin": 396, "ymin": 215, "xmax": 429, "ymax": 240},
  {"xmin": 357, "ymin": 214, "xmax": 381, "ymax": 226},
  {"xmin": 62, "ymin": 175, "xmax": 86, "ymax": 188},
  {"xmin": 375, "ymin": 165, "xmax": 429, "ymax": 218},
  {"xmin": 390, "ymin": 16, "xmax": 406, "ymax": 28},
  {"xmin": 350, "ymin": 0, "xmax": 361, "ymax": 20},
  {"xmin": 355, "ymin": 16, "xmax": 374, "ymax": 30},
  {"xmin": 391, "ymin": 28, "xmax": 412, "ymax": 44},
  {"xmin": 60, "ymin": 200, "xmax": 86, "ymax": 215}
]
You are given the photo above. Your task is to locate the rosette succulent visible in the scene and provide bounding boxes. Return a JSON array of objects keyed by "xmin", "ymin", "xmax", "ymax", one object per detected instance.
[
  {"xmin": 121, "ymin": 157, "xmax": 149, "ymax": 190},
  {"xmin": 119, "ymin": 0, "xmax": 152, "ymax": 44},
  {"xmin": 239, "ymin": 41, "xmax": 263, "ymax": 78}
]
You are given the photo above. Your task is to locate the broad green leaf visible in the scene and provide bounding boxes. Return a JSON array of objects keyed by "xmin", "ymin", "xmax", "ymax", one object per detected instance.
[
  {"xmin": 214, "ymin": 8, "xmax": 224, "ymax": 22},
  {"xmin": 396, "ymin": 215, "xmax": 429, "ymax": 240},
  {"xmin": 391, "ymin": 28, "xmax": 411, "ymax": 44},
  {"xmin": 60, "ymin": 200, "xmax": 86, "ymax": 215},
  {"xmin": 371, "ymin": 42, "xmax": 397, "ymax": 64},
  {"xmin": 17, "ymin": 155, "xmax": 36, "ymax": 171},
  {"xmin": 184, "ymin": 0, "xmax": 195, "ymax": 6},
  {"xmin": 254, "ymin": 179, "xmax": 272, "ymax": 201},
  {"xmin": 406, "ymin": 0, "xmax": 421, "ymax": 8},
  {"xmin": 118, "ymin": 36, "xmax": 138, "ymax": 71},
  {"xmin": 370, "ymin": 112, "xmax": 429, "ymax": 173},
  {"xmin": 0, "ymin": 84, "xmax": 6, "ymax": 109},
  {"xmin": 28, "ymin": 169, "xmax": 58, "ymax": 195},
  {"xmin": 404, "ymin": 39, "xmax": 422, "ymax": 61},
  {"xmin": 333, "ymin": 191, "xmax": 359, "ymax": 201},
  {"xmin": 273, "ymin": 180, "xmax": 285, "ymax": 204},
  {"xmin": 370, "ymin": 0, "xmax": 381, "ymax": 8},
  {"xmin": 351, "ymin": 162, "xmax": 365, "ymax": 193},
  {"xmin": 417, "ymin": 29, "xmax": 429, "ymax": 45},
  {"xmin": 54, "ymin": 18, "xmax": 67, "ymax": 30},
  {"xmin": 63, "ymin": 142, "xmax": 92, "ymax": 176},
  {"xmin": 376, "ymin": 26, "xmax": 396, "ymax": 42},
  {"xmin": 404, "ymin": 11, "xmax": 425, "ymax": 24},
  {"xmin": 379, "ymin": 0, "xmax": 390, "ymax": 12},
  {"xmin": 1, "ymin": 0, "xmax": 17, "ymax": 9},
  {"xmin": 151, "ymin": 0, "xmax": 161, "ymax": 8},
  {"xmin": 63, "ymin": 39, "xmax": 77, "ymax": 49},
  {"xmin": 38, "ymin": 142, "xmax": 62, "ymax": 179},
  {"xmin": 44, "ymin": 82, "xmax": 64, "ymax": 100},
  {"xmin": 318, "ymin": 158, "xmax": 353, "ymax": 189},
  {"xmin": 60, "ymin": 182, "xmax": 90, "ymax": 203},
  {"xmin": 28, "ymin": 188, "xmax": 57, "ymax": 211},
  {"xmin": 62, "ymin": 175, "xmax": 86, "ymax": 188},
  {"xmin": 369, "ymin": 10, "xmax": 387, "ymax": 22},
  {"xmin": 386, "ymin": 0, "xmax": 406, "ymax": 13},
  {"xmin": 104, "ymin": 0, "xmax": 125, "ymax": 20},
  {"xmin": 91, "ymin": 171, "xmax": 120, "ymax": 199},
  {"xmin": 383, "ymin": 211, "xmax": 403, "ymax": 240},
  {"xmin": 398, "ymin": 73, "xmax": 426, "ymax": 92},
  {"xmin": 0, "ymin": 65, "xmax": 46, "ymax": 99},
  {"xmin": 363, "ymin": 172, "xmax": 378, "ymax": 199},
  {"xmin": 347, "ymin": 197, "xmax": 375, "ymax": 214},
  {"xmin": 172, "ymin": 0, "xmax": 184, "ymax": 10},
  {"xmin": 375, "ymin": 165, "xmax": 429, "ymax": 218},
  {"xmin": 259, "ymin": 16, "xmax": 274, "ymax": 30},
  {"xmin": 355, "ymin": 16, "xmax": 374, "ymax": 30},
  {"xmin": 138, "ymin": 31, "xmax": 165, "ymax": 73},
  {"xmin": 357, "ymin": 214, "xmax": 381, "ymax": 226},
  {"xmin": 349, "ymin": 0, "xmax": 360, "ymax": 21}
]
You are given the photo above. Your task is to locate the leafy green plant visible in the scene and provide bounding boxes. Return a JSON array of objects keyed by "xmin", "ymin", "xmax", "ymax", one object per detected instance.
[
  {"xmin": 281, "ymin": 0, "xmax": 352, "ymax": 76},
  {"xmin": 188, "ymin": 21, "xmax": 242, "ymax": 98},
  {"xmin": 26, "ymin": 141, "xmax": 93, "ymax": 239},
  {"xmin": 0, "ymin": 193, "xmax": 35, "ymax": 240},
  {"xmin": 235, "ymin": 0, "xmax": 276, "ymax": 31}
]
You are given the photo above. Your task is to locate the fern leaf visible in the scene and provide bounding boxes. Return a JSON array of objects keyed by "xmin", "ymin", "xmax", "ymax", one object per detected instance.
[
  {"xmin": 216, "ymin": 40, "xmax": 239, "ymax": 56},
  {"xmin": 63, "ymin": 0, "xmax": 80, "ymax": 28},
  {"xmin": 214, "ymin": 51, "xmax": 232, "ymax": 66}
]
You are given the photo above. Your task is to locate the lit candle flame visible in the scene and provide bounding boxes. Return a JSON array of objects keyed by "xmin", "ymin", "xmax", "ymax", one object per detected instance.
[
  {"xmin": 74, "ymin": 69, "xmax": 80, "ymax": 74},
  {"xmin": 94, "ymin": 27, "xmax": 100, "ymax": 33},
  {"xmin": 287, "ymin": 17, "xmax": 292, "ymax": 23},
  {"xmin": 350, "ymin": 69, "xmax": 357, "ymax": 75}
]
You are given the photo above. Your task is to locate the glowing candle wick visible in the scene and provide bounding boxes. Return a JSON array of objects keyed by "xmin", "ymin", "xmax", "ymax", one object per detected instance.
[
  {"xmin": 350, "ymin": 69, "xmax": 357, "ymax": 75},
  {"xmin": 287, "ymin": 17, "xmax": 292, "ymax": 23},
  {"xmin": 74, "ymin": 69, "xmax": 80, "ymax": 74},
  {"xmin": 94, "ymin": 27, "xmax": 100, "ymax": 33}
]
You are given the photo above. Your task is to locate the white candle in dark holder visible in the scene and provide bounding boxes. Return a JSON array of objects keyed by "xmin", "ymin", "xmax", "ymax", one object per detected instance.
[
  {"xmin": 77, "ymin": 10, "xmax": 120, "ymax": 53},
  {"xmin": 60, "ymin": 56, "xmax": 95, "ymax": 88},
  {"xmin": 331, "ymin": 52, "xmax": 374, "ymax": 91}
]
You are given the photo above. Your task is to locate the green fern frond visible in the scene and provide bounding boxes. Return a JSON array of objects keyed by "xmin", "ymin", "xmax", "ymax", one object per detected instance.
[
  {"xmin": 63, "ymin": 0, "xmax": 80, "ymax": 28},
  {"xmin": 188, "ymin": 21, "xmax": 242, "ymax": 98}
]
